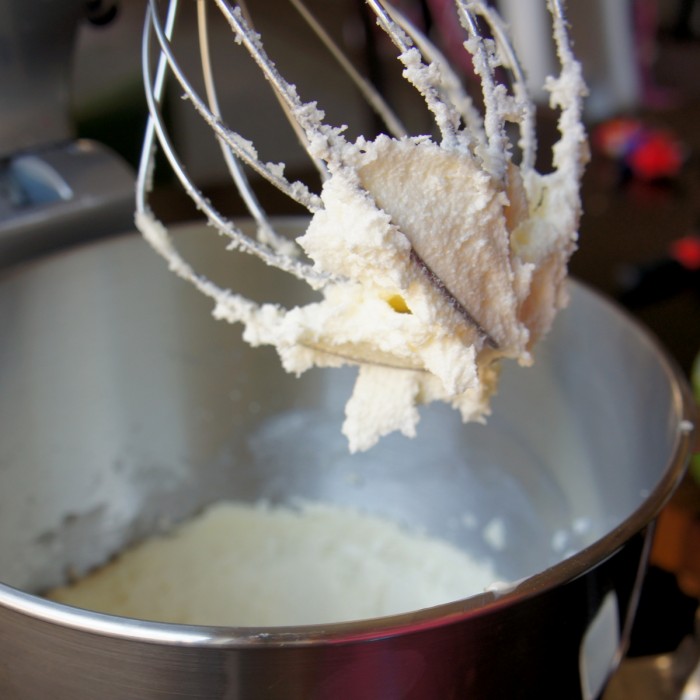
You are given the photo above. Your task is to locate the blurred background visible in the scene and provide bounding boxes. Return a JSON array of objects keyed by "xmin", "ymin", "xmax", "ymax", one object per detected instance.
[{"xmin": 1, "ymin": 1, "xmax": 699, "ymax": 696}]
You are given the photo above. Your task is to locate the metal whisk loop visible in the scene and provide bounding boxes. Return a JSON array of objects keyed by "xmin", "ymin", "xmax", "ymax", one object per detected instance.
[
  {"xmin": 212, "ymin": 0, "xmax": 349, "ymax": 165},
  {"xmin": 460, "ymin": 1, "xmax": 538, "ymax": 173},
  {"xmin": 288, "ymin": 0, "xmax": 407, "ymax": 140},
  {"xmin": 454, "ymin": 2, "xmax": 512, "ymax": 181},
  {"xmin": 151, "ymin": 0, "xmax": 323, "ymax": 214},
  {"xmin": 196, "ymin": 0, "xmax": 293, "ymax": 256},
  {"xmin": 134, "ymin": 0, "xmax": 256, "ymax": 314},
  {"xmin": 135, "ymin": 0, "xmax": 586, "ymax": 361},
  {"xmin": 132, "ymin": 0, "xmax": 588, "ymax": 450},
  {"xmin": 366, "ymin": 0, "xmax": 464, "ymax": 150},
  {"xmin": 381, "ymin": 3, "xmax": 487, "ymax": 158},
  {"xmin": 137, "ymin": 0, "xmax": 330, "ymax": 290},
  {"xmin": 546, "ymin": 0, "xmax": 588, "ymax": 180},
  {"xmin": 456, "ymin": 0, "xmax": 584, "ymax": 181}
]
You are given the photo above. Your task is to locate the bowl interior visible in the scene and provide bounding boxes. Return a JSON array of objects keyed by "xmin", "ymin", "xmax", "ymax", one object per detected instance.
[{"xmin": 0, "ymin": 221, "xmax": 688, "ymax": 611}]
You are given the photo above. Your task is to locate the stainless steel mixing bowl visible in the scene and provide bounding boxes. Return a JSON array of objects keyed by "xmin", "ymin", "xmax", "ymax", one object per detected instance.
[{"xmin": 0, "ymin": 220, "xmax": 694, "ymax": 699}]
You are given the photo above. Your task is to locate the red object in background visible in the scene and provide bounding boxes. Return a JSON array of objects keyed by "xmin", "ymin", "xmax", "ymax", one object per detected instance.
[
  {"xmin": 626, "ymin": 130, "xmax": 685, "ymax": 181},
  {"xmin": 670, "ymin": 235, "xmax": 700, "ymax": 271},
  {"xmin": 593, "ymin": 118, "xmax": 685, "ymax": 181}
]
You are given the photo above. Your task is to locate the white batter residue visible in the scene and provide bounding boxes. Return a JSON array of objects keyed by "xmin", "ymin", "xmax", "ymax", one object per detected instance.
[
  {"xmin": 48, "ymin": 500, "xmax": 498, "ymax": 626},
  {"xmin": 137, "ymin": 1, "xmax": 588, "ymax": 452}
]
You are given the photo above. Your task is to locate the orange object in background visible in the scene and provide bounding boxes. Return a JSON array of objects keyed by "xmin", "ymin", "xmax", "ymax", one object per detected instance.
[{"xmin": 651, "ymin": 414, "xmax": 700, "ymax": 598}]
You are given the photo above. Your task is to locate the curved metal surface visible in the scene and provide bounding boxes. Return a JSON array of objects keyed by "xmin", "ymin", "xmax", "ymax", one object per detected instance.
[{"xmin": 0, "ymin": 220, "xmax": 694, "ymax": 698}]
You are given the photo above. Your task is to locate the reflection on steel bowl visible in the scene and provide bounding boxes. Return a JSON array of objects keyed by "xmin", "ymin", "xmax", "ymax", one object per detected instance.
[{"xmin": 0, "ymin": 221, "xmax": 695, "ymax": 700}]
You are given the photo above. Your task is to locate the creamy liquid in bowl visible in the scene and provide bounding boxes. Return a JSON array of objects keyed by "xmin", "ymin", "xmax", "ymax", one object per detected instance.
[{"xmin": 48, "ymin": 500, "xmax": 499, "ymax": 626}]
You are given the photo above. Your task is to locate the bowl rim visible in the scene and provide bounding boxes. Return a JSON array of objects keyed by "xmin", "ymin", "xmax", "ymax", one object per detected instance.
[{"xmin": 0, "ymin": 228, "xmax": 695, "ymax": 648}]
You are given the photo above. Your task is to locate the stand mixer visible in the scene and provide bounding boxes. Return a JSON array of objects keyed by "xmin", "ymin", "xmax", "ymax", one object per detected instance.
[
  {"xmin": 0, "ymin": 0, "xmax": 134, "ymax": 267},
  {"xmin": 0, "ymin": 2, "xmax": 696, "ymax": 699}
]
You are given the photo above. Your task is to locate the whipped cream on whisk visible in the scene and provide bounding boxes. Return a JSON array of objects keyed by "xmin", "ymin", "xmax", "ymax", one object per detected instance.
[{"xmin": 137, "ymin": 0, "xmax": 587, "ymax": 452}]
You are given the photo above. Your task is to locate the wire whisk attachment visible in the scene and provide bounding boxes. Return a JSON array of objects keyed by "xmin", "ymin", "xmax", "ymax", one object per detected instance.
[{"xmin": 135, "ymin": 0, "xmax": 588, "ymax": 451}]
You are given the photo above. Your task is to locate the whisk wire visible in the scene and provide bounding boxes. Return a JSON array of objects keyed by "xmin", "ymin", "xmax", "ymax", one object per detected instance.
[
  {"xmin": 195, "ymin": 0, "xmax": 297, "ymax": 255},
  {"xmin": 466, "ymin": 2, "xmax": 537, "ymax": 172},
  {"xmin": 454, "ymin": 2, "xmax": 510, "ymax": 180},
  {"xmin": 135, "ymin": 0, "xmax": 587, "ymax": 370},
  {"xmin": 382, "ymin": 3, "xmax": 486, "ymax": 155},
  {"xmin": 289, "ymin": 0, "xmax": 407, "ymax": 140},
  {"xmin": 135, "ymin": 0, "xmax": 179, "ymax": 217},
  {"xmin": 137, "ymin": 0, "xmax": 329, "ymax": 287},
  {"xmin": 150, "ymin": 0, "xmax": 323, "ymax": 213},
  {"xmin": 366, "ymin": 0, "xmax": 463, "ymax": 149}
]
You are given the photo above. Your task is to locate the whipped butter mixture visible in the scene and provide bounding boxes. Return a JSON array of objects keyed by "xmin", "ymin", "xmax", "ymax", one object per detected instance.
[
  {"xmin": 137, "ymin": 1, "xmax": 587, "ymax": 451},
  {"xmin": 49, "ymin": 501, "xmax": 498, "ymax": 626}
]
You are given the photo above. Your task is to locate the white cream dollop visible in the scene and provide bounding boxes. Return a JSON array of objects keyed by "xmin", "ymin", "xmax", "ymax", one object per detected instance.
[
  {"xmin": 136, "ymin": 1, "xmax": 588, "ymax": 452},
  {"xmin": 48, "ymin": 501, "xmax": 498, "ymax": 626},
  {"xmin": 219, "ymin": 132, "xmax": 582, "ymax": 451}
]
